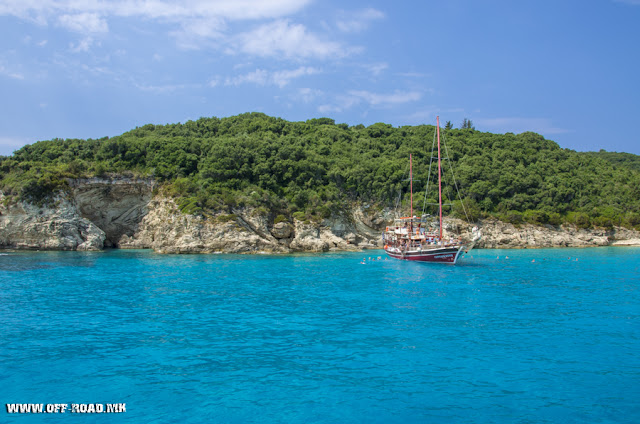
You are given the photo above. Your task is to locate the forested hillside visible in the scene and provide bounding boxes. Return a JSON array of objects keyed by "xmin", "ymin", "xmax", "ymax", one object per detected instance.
[
  {"xmin": 1, "ymin": 112, "xmax": 639, "ymax": 229},
  {"xmin": 579, "ymin": 150, "xmax": 640, "ymax": 173}
]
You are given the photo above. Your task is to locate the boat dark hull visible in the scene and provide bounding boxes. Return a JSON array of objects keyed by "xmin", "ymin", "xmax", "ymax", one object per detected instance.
[{"xmin": 384, "ymin": 246, "xmax": 465, "ymax": 264}]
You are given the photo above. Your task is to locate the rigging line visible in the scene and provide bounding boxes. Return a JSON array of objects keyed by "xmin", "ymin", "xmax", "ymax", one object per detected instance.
[
  {"xmin": 394, "ymin": 161, "xmax": 410, "ymax": 214},
  {"xmin": 441, "ymin": 161, "xmax": 455, "ymax": 211},
  {"xmin": 442, "ymin": 131, "xmax": 471, "ymax": 223},
  {"xmin": 436, "ymin": 133, "xmax": 454, "ymax": 208},
  {"xmin": 441, "ymin": 134, "xmax": 462, "ymax": 219},
  {"xmin": 422, "ymin": 126, "xmax": 437, "ymax": 217}
]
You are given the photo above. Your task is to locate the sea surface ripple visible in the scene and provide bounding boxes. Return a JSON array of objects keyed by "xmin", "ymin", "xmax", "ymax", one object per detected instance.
[{"xmin": 1, "ymin": 247, "xmax": 638, "ymax": 423}]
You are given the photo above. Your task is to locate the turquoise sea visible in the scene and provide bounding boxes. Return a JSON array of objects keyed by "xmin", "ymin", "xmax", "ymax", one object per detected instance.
[{"xmin": 1, "ymin": 247, "xmax": 639, "ymax": 423}]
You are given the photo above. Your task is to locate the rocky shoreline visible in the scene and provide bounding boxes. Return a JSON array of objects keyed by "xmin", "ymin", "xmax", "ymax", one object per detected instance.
[
  {"xmin": 472, "ymin": 218, "xmax": 640, "ymax": 249},
  {"xmin": 1, "ymin": 178, "xmax": 639, "ymax": 253}
]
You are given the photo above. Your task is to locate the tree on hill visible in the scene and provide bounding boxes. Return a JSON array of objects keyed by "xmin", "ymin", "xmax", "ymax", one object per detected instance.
[{"xmin": 1, "ymin": 113, "xmax": 639, "ymax": 229}]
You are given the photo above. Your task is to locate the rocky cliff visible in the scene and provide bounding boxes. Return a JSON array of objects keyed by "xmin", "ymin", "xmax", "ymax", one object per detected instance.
[
  {"xmin": 473, "ymin": 218, "xmax": 632, "ymax": 248},
  {"xmin": 1, "ymin": 178, "xmax": 639, "ymax": 253},
  {"xmin": 70, "ymin": 178, "xmax": 155, "ymax": 247},
  {"xmin": 118, "ymin": 197, "xmax": 382, "ymax": 254},
  {"xmin": 0, "ymin": 192, "xmax": 105, "ymax": 251},
  {"xmin": 0, "ymin": 178, "xmax": 383, "ymax": 253}
]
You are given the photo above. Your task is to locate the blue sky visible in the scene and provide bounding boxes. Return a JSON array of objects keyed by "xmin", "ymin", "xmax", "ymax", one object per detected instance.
[{"xmin": 1, "ymin": 0, "xmax": 639, "ymax": 156}]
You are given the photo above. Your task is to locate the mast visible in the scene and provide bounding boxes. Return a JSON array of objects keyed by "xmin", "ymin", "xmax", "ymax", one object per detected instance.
[
  {"xmin": 410, "ymin": 153, "xmax": 413, "ymax": 221},
  {"xmin": 436, "ymin": 116, "xmax": 443, "ymax": 240}
]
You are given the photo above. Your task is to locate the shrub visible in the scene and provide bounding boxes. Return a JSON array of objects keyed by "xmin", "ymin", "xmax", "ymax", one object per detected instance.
[
  {"xmin": 292, "ymin": 211, "xmax": 306, "ymax": 221},
  {"xmin": 523, "ymin": 209, "xmax": 548, "ymax": 225},
  {"xmin": 567, "ymin": 212, "xmax": 591, "ymax": 229},
  {"xmin": 504, "ymin": 210, "xmax": 523, "ymax": 225},
  {"xmin": 625, "ymin": 213, "xmax": 640, "ymax": 229},
  {"xmin": 177, "ymin": 197, "xmax": 202, "ymax": 215},
  {"xmin": 547, "ymin": 212, "xmax": 562, "ymax": 226},
  {"xmin": 274, "ymin": 214, "xmax": 288, "ymax": 224},
  {"xmin": 93, "ymin": 163, "xmax": 108, "ymax": 177},
  {"xmin": 452, "ymin": 198, "xmax": 481, "ymax": 222},
  {"xmin": 592, "ymin": 216, "xmax": 613, "ymax": 229},
  {"xmin": 315, "ymin": 205, "xmax": 332, "ymax": 219},
  {"xmin": 216, "ymin": 214, "xmax": 237, "ymax": 223},
  {"xmin": 20, "ymin": 172, "xmax": 69, "ymax": 206}
]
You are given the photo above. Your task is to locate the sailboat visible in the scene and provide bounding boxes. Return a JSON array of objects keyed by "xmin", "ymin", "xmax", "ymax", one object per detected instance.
[{"xmin": 383, "ymin": 116, "xmax": 481, "ymax": 264}]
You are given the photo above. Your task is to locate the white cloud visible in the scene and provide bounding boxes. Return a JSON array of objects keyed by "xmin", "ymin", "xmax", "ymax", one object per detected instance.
[
  {"xmin": 69, "ymin": 37, "xmax": 95, "ymax": 53},
  {"xmin": 475, "ymin": 117, "xmax": 570, "ymax": 135},
  {"xmin": 236, "ymin": 20, "xmax": 349, "ymax": 60},
  {"xmin": 348, "ymin": 90, "xmax": 422, "ymax": 106},
  {"xmin": 318, "ymin": 89, "xmax": 422, "ymax": 113},
  {"xmin": 0, "ymin": 1, "xmax": 313, "ymax": 44},
  {"xmin": 365, "ymin": 62, "xmax": 388, "ymax": 76},
  {"xmin": 272, "ymin": 67, "xmax": 318, "ymax": 87},
  {"xmin": 318, "ymin": 96, "xmax": 359, "ymax": 114},
  {"xmin": 169, "ymin": 16, "xmax": 227, "ymax": 50},
  {"xmin": 0, "ymin": 61, "xmax": 25, "ymax": 79},
  {"xmin": 0, "ymin": 0, "xmax": 312, "ymax": 22},
  {"xmin": 226, "ymin": 69, "xmax": 269, "ymax": 86},
  {"xmin": 397, "ymin": 72, "xmax": 429, "ymax": 78},
  {"xmin": 1, "ymin": 1, "xmax": 360, "ymax": 59},
  {"xmin": 0, "ymin": 64, "xmax": 24, "ymax": 80},
  {"xmin": 80, "ymin": 63, "xmax": 112, "ymax": 76},
  {"xmin": 207, "ymin": 76, "xmax": 221, "ymax": 87},
  {"xmin": 58, "ymin": 13, "xmax": 108, "ymax": 34},
  {"xmin": 336, "ymin": 8, "xmax": 385, "ymax": 33},
  {"xmin": 225, "ymin": 66, "xmax": 319, "ymax": 87},
  {"xmin": 295, "ymin": 87, "xmax": 324, "ymax": 103},
  {"xmin": 233, "ymin": 62, "xmax": 253, "ymax": 70},
  {"xmin": 135, "ymin": 83, "xmax": 195, "ymax": 94}
]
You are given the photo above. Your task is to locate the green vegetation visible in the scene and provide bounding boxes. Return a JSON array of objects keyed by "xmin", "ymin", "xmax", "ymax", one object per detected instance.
[
  {"xmin": 579, "ymin": 149, "xmax": 640, "ymax": 172},
  {"xmin": 1, "ymin": 112, "xmax": 639, "ymax": 229}
]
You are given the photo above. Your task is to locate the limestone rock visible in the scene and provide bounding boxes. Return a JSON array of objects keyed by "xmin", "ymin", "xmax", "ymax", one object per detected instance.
[
  {"xmin": 473, "ymin": 219, "xmax": 613, "ymax": 249},
  {"xmin": 70, "ymin": 177, "xmax": 154, "ymax": 247},
  {"xmin": 119, "ymin": 199, "xmax": 289, "ymax": 254},
  {"xmin": 0, "ymin": 194, "xmax": 105, "ymax": 251},
  {"xmin": 611, "ymin": 238, "xmax": 640, "ymax": 246},
  {"xmin": 271, "ymin": 221, "xmax": 293, "ymax": 239},
  {"xmin": 289, "ymin": 220, "xmax": 328, "ymax": 252},
  {"xmin": 3, "ymin": 180, "xmax": 640, "ymax": 254}
]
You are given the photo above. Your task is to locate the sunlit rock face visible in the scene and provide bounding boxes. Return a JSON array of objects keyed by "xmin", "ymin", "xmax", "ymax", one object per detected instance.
[
  {"xmin": 0, "ymin": 193, "xmax": 105, "ymax": 251},
  {"xmin": 70, "ymin": 178, "xmax": 154, "ymax": 247},
  {"xmin": 2, "ymin": 179, "xmax": 640, "ymax": 253}
]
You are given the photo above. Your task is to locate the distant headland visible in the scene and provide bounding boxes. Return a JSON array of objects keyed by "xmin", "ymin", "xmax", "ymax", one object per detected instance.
[{"xmin": 1, "ymin": 113, "xmax": 639, "ymax": 252}]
